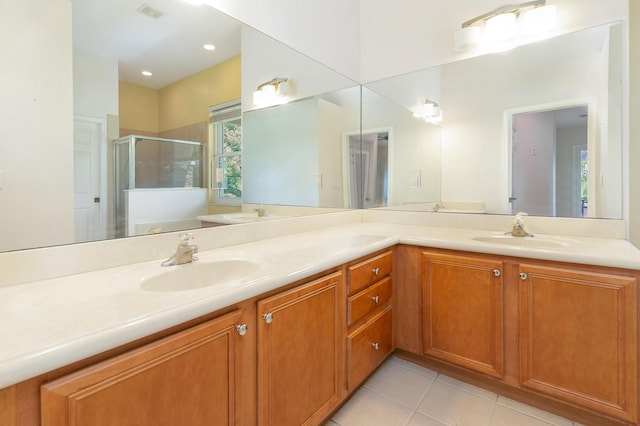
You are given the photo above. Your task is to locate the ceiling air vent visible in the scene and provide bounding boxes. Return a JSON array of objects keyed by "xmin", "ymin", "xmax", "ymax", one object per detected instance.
[{"xmin": 136, "ymin": 4, "xmax": 166, "ymax": 19}]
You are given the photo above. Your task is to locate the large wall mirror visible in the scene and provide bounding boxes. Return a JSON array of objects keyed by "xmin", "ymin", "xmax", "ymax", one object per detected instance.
[
  {"xmin": 2, "ymin": 0, "xmax": 359, "ymax": 253},
  {"xmin": 1, "ymin": 4, "xmax": 624, "ymax": 254},
  {"xmin": 363, "ymin": 21, "xmax": 623, "ymax": 219}
]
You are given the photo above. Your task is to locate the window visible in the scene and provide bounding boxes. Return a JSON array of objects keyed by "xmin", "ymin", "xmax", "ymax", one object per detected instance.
[{"xmin": 209, "ymin": 101, "xmax": 242, "ymax": 205}]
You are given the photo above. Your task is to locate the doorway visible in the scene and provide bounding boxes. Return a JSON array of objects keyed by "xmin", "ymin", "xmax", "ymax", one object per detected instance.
[
  {"xmin": 508, "ymin": 101, "xmax": 594, "ymax": 218},
  {"xmin": 343, "ymin": 128, "xmax": 391, "ymax": 209}
]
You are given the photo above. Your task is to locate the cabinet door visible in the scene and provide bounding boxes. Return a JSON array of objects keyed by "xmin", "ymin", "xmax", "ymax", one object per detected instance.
[
  {"xmin": 422, "ymin": 251, "xmax": 504, "ymax": 378},
  {"xmin": 519, "ymin": 264, "xmax": 638, "ymax": 423},
  {"xmin": 258, "ymin": 272, "xmax": 342, "ymax": 426},
  {"xmin": 41, "ymin": 310, "xmax": 247, "ymax": 426}
]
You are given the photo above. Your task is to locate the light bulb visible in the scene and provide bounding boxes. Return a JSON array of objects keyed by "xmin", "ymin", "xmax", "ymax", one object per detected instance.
[{"xmin": 485, "ymin": 12, "xmax": 517, "ymax": 43}]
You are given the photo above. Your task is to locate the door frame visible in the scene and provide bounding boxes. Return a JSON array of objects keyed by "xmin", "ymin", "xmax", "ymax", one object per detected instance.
[{"xmin": 502, "ymin": 98, "xmax": 597, "ymax": 217}]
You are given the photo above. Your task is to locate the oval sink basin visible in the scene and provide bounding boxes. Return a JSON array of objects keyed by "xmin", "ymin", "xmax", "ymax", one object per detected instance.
[
  {"xmin": 472, "ymin": 235, "xmax": 567, "ymax": 249},
  {"xmin": 113, "ymin": 255, "xmax": 264, "ymax": 292}
]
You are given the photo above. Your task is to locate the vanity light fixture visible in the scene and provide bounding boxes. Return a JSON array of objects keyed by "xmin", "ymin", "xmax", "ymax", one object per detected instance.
[
  {"xmin": 453, "ymin": 0, "xmax": 557, "ymax": 52},
  {"xmin": 252, "ymin": 77, "xmax": 290, "ymax": 106},
  {"xmin": 413, "ymin": 100, "xmax": 442, "ymax": 125}
]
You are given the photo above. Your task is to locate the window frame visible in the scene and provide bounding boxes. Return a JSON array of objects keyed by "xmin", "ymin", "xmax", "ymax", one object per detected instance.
[{"xmin": 209, "ymin": 100, "xmax": 242, "ymax": 206}]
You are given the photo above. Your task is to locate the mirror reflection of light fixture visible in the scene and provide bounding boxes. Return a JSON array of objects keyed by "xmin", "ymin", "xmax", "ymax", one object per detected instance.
[
  {"xmin": 453, "ymin": 0, "xmax": 556, "ymax": 52},
  {"xmin": 252, "ymin": 77, "xmax": 290, "ymax": 106},
  {"xmin": 413, "ymin": 100, "xmax": 442, "ymax": 125}
]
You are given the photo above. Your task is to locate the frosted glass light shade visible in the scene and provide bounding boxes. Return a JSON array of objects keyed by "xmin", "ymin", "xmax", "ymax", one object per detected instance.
[
  {"xmin": 454, "ymin": 26, "xmax": 483, "ymax": 52},
  {"xmin": 485, "ymin": 12, "xmax": 517, "ymax": 43},
  {"xmin": 521, "ymin": 5, "xmax": 557, "ymax": 35},
  {"xmin": 253, "ymin": 84, "xmax": 277, "ymax": 106}
]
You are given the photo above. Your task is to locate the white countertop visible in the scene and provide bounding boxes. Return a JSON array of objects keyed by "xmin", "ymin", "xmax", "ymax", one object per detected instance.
[{"xmin": 1, "ymin": 222, "xmax": 639, "ymax": 389}]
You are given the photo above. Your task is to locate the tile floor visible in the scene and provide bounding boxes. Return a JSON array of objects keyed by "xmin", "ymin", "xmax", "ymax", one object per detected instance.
[{"xmin": 325, "ymin": 356, "xmax": 586, "ymax": 426}]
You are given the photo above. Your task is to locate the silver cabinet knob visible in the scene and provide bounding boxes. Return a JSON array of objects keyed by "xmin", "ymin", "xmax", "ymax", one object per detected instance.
[
  {"xmin": 236, "ymin": 324, "xmax": 248, "ymax": 336},
  {"xmin": 493, "ymin": 269, "xmax": 501, "ymax": 277},
  {"xmin": 370, "ymin": 295, "xmax": 380, "ymax": 304},
  {"xmin": 371, "ymin": 342, "xmax": 380, "ymax": 350},
  {"xmin": 372, "ymin": 267, "xmax": 380, "ymax": 275},
  {"xmin": 263, "ymin": 313, "xmax": 273, "ymax": 324},
  {"xmin": 520, "ymin": 272, "xmax": 528, "ymax": 280}
]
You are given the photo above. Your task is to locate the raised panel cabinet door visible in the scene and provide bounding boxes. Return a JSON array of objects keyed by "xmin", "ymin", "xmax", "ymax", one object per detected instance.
[
  {"xmin": 257, "ymin": 272, "xmax": 342, "ymax": 426},
  {"xmin": 518, "ymin": 264, "xmax": 638, "ymax": 423},
  {"xmin": 422, "ymin": 251, "xmax": 504, "ymax": 378},
  {"xmin": 41, "ymin": 310, "xmax": 247, "ymax": 426}
]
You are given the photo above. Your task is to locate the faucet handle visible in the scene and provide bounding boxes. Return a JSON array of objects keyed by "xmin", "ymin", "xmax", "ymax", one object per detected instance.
[{"xmin": 178, "ymin": 232, "xmax": 195, "ymax": 243}]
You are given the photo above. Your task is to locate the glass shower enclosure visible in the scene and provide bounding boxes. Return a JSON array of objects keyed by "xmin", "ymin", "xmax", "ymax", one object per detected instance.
[{"xmin": 114, "ymin": 135, "xmax": 206, "ymax": 237}]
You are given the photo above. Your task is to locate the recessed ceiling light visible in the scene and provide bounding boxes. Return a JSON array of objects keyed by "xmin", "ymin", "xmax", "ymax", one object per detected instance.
[
  {"xmin": 142, "ymin": 70, "xmax": 153, "ymax": 76},
  {"xmin": 203, "ymin": 44, "xmax": 216, "ymax": 51}
]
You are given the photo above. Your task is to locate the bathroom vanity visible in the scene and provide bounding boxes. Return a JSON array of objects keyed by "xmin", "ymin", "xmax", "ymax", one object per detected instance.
[{"xmin": 1, "ymin": 215, "xmax": 639, "ymax": 426}]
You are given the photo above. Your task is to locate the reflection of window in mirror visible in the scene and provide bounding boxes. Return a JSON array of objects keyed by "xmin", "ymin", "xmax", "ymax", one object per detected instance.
[{"xmin": 209, "ymin": 101, "xmax": 242, "ymax": 206}]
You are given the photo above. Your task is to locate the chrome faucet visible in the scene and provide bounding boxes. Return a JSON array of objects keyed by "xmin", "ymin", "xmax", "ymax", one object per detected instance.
[
  {"xmin": 506, "ymin": 212, "xmax": 533, "ymax": 237},
  {"xmin": 161, "ymin": 233, "xmax": 198, "ymax": 267},
  {"xmin": 254, "ymin": 207, "xmax": 269, "ymax": 217}
]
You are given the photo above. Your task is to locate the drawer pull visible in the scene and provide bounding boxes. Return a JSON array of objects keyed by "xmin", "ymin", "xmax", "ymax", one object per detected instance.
[
  {"xmin": 262, "ymin": 313, "xmax": 273, "ymax": 324},
  {"xmin": 493, "ymin": 269, "xmax": 501, "ymax": 277},
  {"xmin": 370, "ymin": 295, "xmax": 380, "ymax": 304},
  {"xmin": 372, "ymin": 267, "xmax": 380, "ymax": 275},
  {"xmin": 236, "ymin": 324, "xmax": 248, "ymax": 336},
  {"xmin": 520, "ymin": 272, "xmax": 528, "ymax": 280},
  {"xmin": 372, "ymin": 342, "xmax": 380, "ymax": 351}
]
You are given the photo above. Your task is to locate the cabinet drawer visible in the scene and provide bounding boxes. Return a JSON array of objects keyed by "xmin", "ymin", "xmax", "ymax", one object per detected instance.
[
  {"xmin": 347, "ymin": 305, "xmax": 392, "ymax": 390},
  {"xmin": 348, "ymin": 251, "xmax": 393, "ymax": 294},
  {"xmin": 348, "ymin": 277, "xmax": 392, "ymax": 326}
]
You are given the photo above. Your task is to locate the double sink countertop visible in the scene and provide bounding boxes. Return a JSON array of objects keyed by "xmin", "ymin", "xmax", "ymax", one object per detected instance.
[{"xmin": 2, "ymin": 221, "xmax": 640, "ymax": 389}]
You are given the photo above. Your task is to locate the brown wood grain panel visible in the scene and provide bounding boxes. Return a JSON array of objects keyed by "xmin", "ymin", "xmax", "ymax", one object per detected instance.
[
  {"xmin": 422, "ymin": 251, "xmax": 504, "ymax": 379},
  {"xmin": 519, "ymin": 264, "xmax": 638, "ymax": 423},
  {"xmin": 348, "ymin": 251, "xmax": 393, "ymax": 294},
  {"xmin": 41, "ymin": 310, "xmax": 244, "ymax": 426},
  {"xmin": 347, "ymin": 305, "xmax": 393, "ymax": 390},
  {"xmin": 257, "ymin": 272, "xmax": 343, "ymax": 426},
  {"xmin": 348, "ymin": 276, "xmax": 392, "ymax": 325}
]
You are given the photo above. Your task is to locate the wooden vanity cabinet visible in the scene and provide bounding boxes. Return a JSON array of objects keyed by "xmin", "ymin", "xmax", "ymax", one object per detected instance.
[
  {"xmin": 257, "ymin": 271, "xmax": 345, "ymax": 426},
  {"xmin": 518, "ymin": 263, "xmax": 638, "ymax": 424},
  {"xmin": 41, "ymin": 309, "xmax": 252, "ymax": 426},
  {"xmin": 346, "ymin": 251, "xmax": 394, "ymax": 391},
  {"xmin": 421, "ymin": 250, "xmax": 505, "ymax": 379},
  {"xmin": 418, "ymin": 247, "xmax": 639, "ymax": 425}
]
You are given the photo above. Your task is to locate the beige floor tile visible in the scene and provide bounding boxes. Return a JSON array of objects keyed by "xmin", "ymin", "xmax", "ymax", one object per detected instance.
[
  {"xmin": 363, "ymin": 360, "xmax": 435, "ymax": 408},
  {"xmin": 388, "ymin": 356, "xmax": 439, "ymax": 378},
  {"xmin": 496, "ymin": 397, "xmax": 573, "ymax": 426},
  {"xmin": 406, "ymin": 411, "xmax": 452, "ymax": 426},
  {"xmin": 491, "ymin": 405, "xmax": 563, "ymax": 426},
  {"xmin": 331, "ymin": 387, "xmax": 414, "ymax": 426},
  {"xmin": 417, "ymin": 380, "xmax": 497, "ymax": 426},
  {"xmin": 435, "ymin": 375, "xmax": 498, "ymax": 402}
]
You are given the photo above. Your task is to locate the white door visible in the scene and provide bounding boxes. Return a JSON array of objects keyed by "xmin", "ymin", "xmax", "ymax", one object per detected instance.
[{"xmin": 74, "ymin": 117, "xmax": 105, "ymax": 242}]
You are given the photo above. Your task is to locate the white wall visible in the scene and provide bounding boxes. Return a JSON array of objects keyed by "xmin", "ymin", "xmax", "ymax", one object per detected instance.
[
  {"xmin": 243, "ymin": 99, "xmax": 321, "ymax": 206},
  {"xmin": 439, "ymin": 27, "xmax": 609, "ymax": 214},
  {"xmin": 73, "ymin": 49, "xmax": 119, "ymax": 119},
  {"xmin": 0, "ymin": 0, "xmax": 74, "ymax": 251},
  {"xmin": 206, "ymin": 0, "xmax": 361, "ymax": 82},
  {"xmin": 359, "ymin": 0, "xmax": 628, "ymax": 83},
  {"xmin": 241, "ymin": 26, "xmax": 359, "ymax": 111}
]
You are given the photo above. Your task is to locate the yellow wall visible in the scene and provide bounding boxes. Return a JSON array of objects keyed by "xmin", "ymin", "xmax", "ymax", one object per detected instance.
[
  {"xmin": 118, "ymin": 81, "xmax": 159, "ymax": 133},
  {"xmin": 159, "ymin": 56, "xmax": 241, "ymax": 131},
  {"xmin": 118, "ymin": 55, "xmax": 241, "ymax": 133}
]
